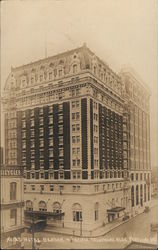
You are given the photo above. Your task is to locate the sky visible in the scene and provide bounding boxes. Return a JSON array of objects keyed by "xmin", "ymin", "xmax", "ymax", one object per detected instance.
[{"xmin": 1, "ymin": 0, "xmax": 158, "ymax": 166}]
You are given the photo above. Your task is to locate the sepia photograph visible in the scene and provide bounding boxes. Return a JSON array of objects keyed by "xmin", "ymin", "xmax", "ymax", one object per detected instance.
[{"xmin": 0, "ymin": 0, "xmax": 158, "ymax": 249}]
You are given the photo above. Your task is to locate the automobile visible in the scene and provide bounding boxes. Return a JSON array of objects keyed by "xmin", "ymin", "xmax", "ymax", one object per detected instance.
[
  {"xmin": 144, "ymin": 206, "xmax": 150, "ymax": 213},
  {"xmin": 122, "ymin": 215, "xmax": 130, "ymax": 221}
]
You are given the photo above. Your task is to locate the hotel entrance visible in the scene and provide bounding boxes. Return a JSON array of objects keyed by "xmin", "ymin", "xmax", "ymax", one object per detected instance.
[{"xmin": 107, "ymin": 207, "xmax": 125, "ymax": 222}]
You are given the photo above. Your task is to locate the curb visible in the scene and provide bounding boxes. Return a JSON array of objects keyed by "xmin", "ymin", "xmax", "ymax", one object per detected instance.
[{"xmin": 43, "ymin": 201, "xmax": 158, "ymax": 238}]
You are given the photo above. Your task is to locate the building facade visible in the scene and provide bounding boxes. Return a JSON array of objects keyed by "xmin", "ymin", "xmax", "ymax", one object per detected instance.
[
  {"xmin": 2, "ymin": 44, "xmax": 151, "ymax": 233},
  {"xmin": 1, "ymin": 165, "xmax": 24, "ymax": 249},
  {"xmin": 120, "ymin": 69, "xmax": 151, "ymax": 215}
]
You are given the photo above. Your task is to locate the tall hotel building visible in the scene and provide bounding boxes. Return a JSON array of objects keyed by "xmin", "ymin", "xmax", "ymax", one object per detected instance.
[{"xmin": 2, "ymin": 44, "xmax": 151, "ymax": 233}]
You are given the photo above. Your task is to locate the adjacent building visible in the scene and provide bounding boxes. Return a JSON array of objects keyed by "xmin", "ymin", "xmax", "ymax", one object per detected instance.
[
  {"xmin": 1, "ymin": 165, "xmax": 24, "ymax": 249},
  {"xmin": 120, "ymin": 69, "xmax": 151, "ymax": 215},
  {"xmin": 2, "ymin": 44, "xmax": 151, "ymax": 233}
]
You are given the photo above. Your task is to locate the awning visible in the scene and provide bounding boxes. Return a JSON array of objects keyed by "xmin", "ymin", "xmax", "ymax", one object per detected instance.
[
  {"xmin": 24, "ymin": 210, "xmax": 65, "ymax": 218},
  {"xmin": 107, "ymin": 207, "xmax": 125, "ymax": 214}
]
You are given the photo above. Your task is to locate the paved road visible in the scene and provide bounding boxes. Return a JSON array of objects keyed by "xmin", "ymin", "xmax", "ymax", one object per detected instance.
[
  {"xmin": 23, "ymin": 203, "xmax": 158, "ymax": 249},
  {"xmin": 105, "ymin": 203, "xmax": 158, "ymax": 241}
]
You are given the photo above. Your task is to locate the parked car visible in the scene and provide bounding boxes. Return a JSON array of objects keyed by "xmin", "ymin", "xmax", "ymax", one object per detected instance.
[
  {"xmin": 144, "ymin": 206, "xmax": 150, "ymax": 213},
  {"xmin": 122, "ymin": 215, "xmax": 130, "ymax": 221}
]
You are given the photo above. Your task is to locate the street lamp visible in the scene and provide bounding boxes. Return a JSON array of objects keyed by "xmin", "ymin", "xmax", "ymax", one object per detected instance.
[
  {"xmin": 31, "ymin": 198, "xmax": 36, "ymax": 250},
  {"xmin": 80, "ymin": 218, "xmax": 83, "ymax": 237}
]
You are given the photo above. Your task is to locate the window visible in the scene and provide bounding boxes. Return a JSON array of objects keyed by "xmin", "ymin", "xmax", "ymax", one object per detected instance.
[
  {"xmin": 59, "ymin": 172, "xmax": 64, "ymax": 179},
  {"xmin": 31, "ymin": 141, "xmax": 35, "ymax": 148},
  {"xmin": 72, "ymin": 203, "xmax": 82, "ymax": 221},
  {"xmin": 76, "ymin": 124, "xmax": 80, "ymax": 131},
  {"xmin": 76, "ymin": 136, "xmax": 80, "ymax": 143},
  {"xmin": 94, "ymin": 185, "xmax": 99, "ymax": 192},
  {"xmin": 59, "ymin": 126, "xmax": 63, "ymax": 134},
  {"xmin": 72, "ymin": 125, "xmax": 76, "ymax": 132},
  {"xmin": 49, "ymin": 150, "xmax": 53, "ymax": 157},
  {"xmin": 30, "ymin": 119, "xmax": 34, "ymax": 127},
  {"xmin": 22, "ymin": 131, "xmax": 26, "ymax": 138},
  {"xmin": 24, "ymin": 185, "xmax": 26, "ymax": 191},
  {"xmin": 40, "ymin": 140, "xmax": 44, "ymax": 148},
  {"xmin": 31, "ymin": 173, "xmax": 35, "ymax": 179},
  {"xmin": 72, "ymin": 101, "xmax": 76, "ymax": 108},
  {"xmin": 59, "ymin": 148, "xmax": 63, "ymax": 156},
  {"xmin": 77, "ymin": 159, "xmax": 80, "ymax": 166},
  {"xmin": 49, "ymin": 72, "xmax": 52, "ymax": 80},
  {"xmin": 131, "ymin": 173, "xmax": 134, "ymax": 181},
  {"xmin": 76, "ymin": 112, "xmax": 80, "ymax": 120},
  {"xmin": 10, "ymin": 209, "xmax": 17, "ymax": 226},
  {"xmin": 72, "ymin": 136, "xmax": 76, "ymax": 143},
  {"xmin": 94, "ymin": 203, "xmax": 99, "ymax": 221},
  {"xmin": 59, "ymin": 137, "xmax": 63, "ymax": 144},
  {"xmin": 72, "ymin": 148, "xmax": 76, "ymax": 155},
  {"xmin": 73, "ymin": 160, "xmax": 76, "ymax": 167},
  {"xmin": 31, "ymin": 185, "xmax": 35, "ymax": 191},
  {"xmin": 10, "ymin": 182, "xmax": 16, "ymax": 200},
  {"xmin": 26, "ymin": 200, "xmax": 33, "ymax": 211},
  {"xmin": 50, "ymin": 185, "xmax": 54, "ymax": 191},
  {"xmin": 73, "ymin": 64, "xmax": 77, "ymax": 74},
  {"xmin": 53, "ymin": 202, "xmax": 61, "ymax": 215},
  {"xmin": 59, "ymin": 69, "xmax": 62, "ymax": 77},
  {"xmin": 39, "ymin": 201, "xmax": 47, "ymax": 211},
  {"xmin": 40, "ymin": 173, "xmax": 44, "ymax": 178},
  {"xmin": 31, "ymin": 130, "xmax": 34, "ymax": 137},
  {"xmin": 72, "ymin": 113, "xmax": 75, "ymax": 120},
  {"xmin": 40, "ymin": 185, "xmax": 44, "ymax": 191},
  {"xmin": 40, "ymin": 75, "xmax": 43, "ymax": 82},
  {"xmin": 49, "ymin": 139, "xmax": 53, "ymax": 147},
  {"xmin": 136, "ymin": 173, "xmax": 138, "ymax": 181}
]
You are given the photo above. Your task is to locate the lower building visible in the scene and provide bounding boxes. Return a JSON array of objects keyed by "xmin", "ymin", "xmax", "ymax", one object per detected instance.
[
  {"xmin": 1, "ymin": 165, "xmax": 24, "ymax": 249},
  {"xmin": 24, "ymin": 179, "xmax": 130, "ymax": 234}
]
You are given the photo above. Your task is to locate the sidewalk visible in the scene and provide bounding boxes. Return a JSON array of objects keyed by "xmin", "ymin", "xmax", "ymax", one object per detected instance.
[{"xmin": 44, "ymin": 199, "xmax": 158, "ymax": 238}]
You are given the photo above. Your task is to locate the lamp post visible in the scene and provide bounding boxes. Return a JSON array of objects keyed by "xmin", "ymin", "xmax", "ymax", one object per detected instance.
[
  {"xmin": 80, "ymin": 218, "xmax": 83, "ymax": 237},
  {"xmin": 31, "ymin": 198, "xmax": 36, "ymax": 250},
  {"xmin": 32, "ymin": 217, "xmax": 35, "ymax": 250}
]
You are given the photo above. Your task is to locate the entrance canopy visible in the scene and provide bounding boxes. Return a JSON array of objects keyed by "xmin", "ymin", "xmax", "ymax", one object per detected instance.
[
  {"xmin": 107, "ymin": 207, "xmax": 125, "ymax": 214},
  {"xmin": 24, "ymin": 210, "xmax": 65, "ymax": 219}
]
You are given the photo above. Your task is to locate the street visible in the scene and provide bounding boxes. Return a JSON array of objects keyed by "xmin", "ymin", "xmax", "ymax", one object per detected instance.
[{"xmin": 23, "ymin": 203, "xmax": 158, "ymax": 249}]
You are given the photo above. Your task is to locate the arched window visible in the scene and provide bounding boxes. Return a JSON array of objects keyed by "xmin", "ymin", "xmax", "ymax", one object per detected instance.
[
  {"xmin": 53, "ymin": 202, "xmax": 61, "ymax": 214},
  {"xmin": 26, "ymin": 200, "xmax": 33, "ymax": 211},
  {"xmin": 72, "ymin": 203, "xmax": 82, "ymax": 222},
  {"xmin": 10, "ymin": 182, "xmax": 17, "ymax": 201},
  {"xmin": 131, "ymin": 186, "xmax": 134, "ymax": 207},
  {"xmin": 94, "ymin": 202, "xmax": 99, "ymax": 221},
  {"xmin": 39, "ymin": 201, "xmax": 47, "ymax": 211},
  {"xmin": 136, "ymin": 185, "xmax": 139, "ymax": 205},
  {"xmin": 73, "ymin": 64, "xmax": 77, "ymax": 74}
]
